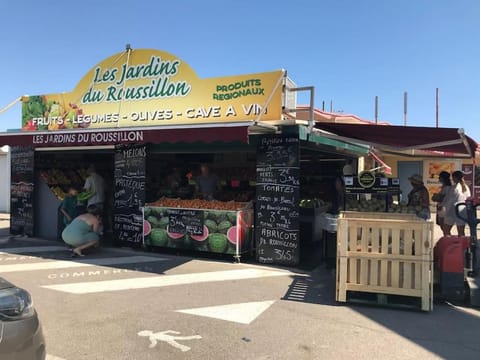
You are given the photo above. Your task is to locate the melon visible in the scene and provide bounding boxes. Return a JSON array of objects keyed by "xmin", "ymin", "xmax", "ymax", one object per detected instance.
[
  {"xmin": 208, "ymin": 211, "xmax": 227, "ymax": 223},
  {"xmin": 167, "ymin": 230, "xmax": 185, "ymax": 240},
  {"xmin": 143, "ymin": 207, "xmax": 152, "ymax": 217},
  {"xmin": 226, "ymin": 212, "xmax": 237, "ymax": 224},
  {"xmin": 208, "ymin": 233, "xmax": 228, "ymax": 253},
  {"xmin": 190, "ymin": 225, "xmax": 209, "ymax": 242},
  {"xmin": 147, "ymin": 216, "xmax": 160, "ymax": 227},
  {"xmin": 158, "ymin": 217, "xmax": 170, "ymax": 229},
  {"xmin": 150, "ymin": 228, "xmax": 168, "ymax": 246},
  {"xmin": 143, "ymin": 219, "xmax": 152, "ymax": 236},
  {"xmin": 217, "ymin": 220, "xmax": 232, "ymax": 234},
  {"xmin": 226, "ymin": 225, "xmax": 239, "ymax": 245},
  {"xmin": 205, "ymin": 219, "xmax": 217, "ymax": 233}
]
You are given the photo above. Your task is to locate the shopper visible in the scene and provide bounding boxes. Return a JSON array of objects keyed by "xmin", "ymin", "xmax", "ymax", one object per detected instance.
[
  {"xmin": 328, "ymin": 175, "xmax": 345, "ymax": 215},
  {"xmin": 195, "ymin": 164, "xmax": 219, "ymax": 200},
  {"xmin": 60, "ymin": 186, "xmax": 79, "ymax": 226},
  {"xmin": 407, "ymin": 174, "xmax": 430, "ymax": 220},
  {"xmin": 431, "ymin": 171, "xmax": 452, "ymax": 236},
  {"xmin": 444, "ymin": 170, "xmax": 471, "ymax": 236},
  {"xmin": 62, "ymin": 205, "xmax": 102, "ymax": 257},
  {"xmin": 83, "ymin": 165, "xmax": 106, "ymax": 210}
]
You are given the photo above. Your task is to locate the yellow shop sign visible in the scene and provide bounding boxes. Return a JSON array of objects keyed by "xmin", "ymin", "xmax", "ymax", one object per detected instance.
[{"xmin": 21, "ymin": 49, "xmax": 285, "ymax": 131}]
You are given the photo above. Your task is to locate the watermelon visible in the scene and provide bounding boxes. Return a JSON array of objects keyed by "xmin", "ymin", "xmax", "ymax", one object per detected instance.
[
  {"xmin": 205, "ymin": 219, "xmax": 217, "ymax": 233},
  {"xmin": 77, "ymin": 191, "xmax": 94, "ymax": 201},
  {"xmin": 226, "ymin": 225, "xmax": 239, "ymax": 245},
  {"xmin": 158, "ymin": 217, "xmax": 170, "ymax": 229},
  {"xmin": 208, "ymin": 233, "xmax": 227, "ymax": 253},
  {"xmin": 150, "ymin": 228, "xmax": 168, "ymax": 246},
  {"xmin": 143, "ymin": 220, "xmax": 152, "ymax": 236},
  {"xmin": 226, "ymin": 212, "xmax": 237, "ymax": 224},
  {"xmin": 190, "ymin": 225, "xmax": 209, "ymax": 242},
  {"xmin": 147, "ymin": 216, "xmax": 160, "ymax": 227},
  {"xmin": 208, "ymin": 210, "xmax": 227, "ymax": 223},
  {"xmin": 217, "ymin": 220, "xmax": 232, "ymax": 234},
  {"xmin": 143, "ymin": 207, "xmax": 152, "ymax": 217},
  {"xmin": 167, "ymin": 231, "xmax": 185, "ymax": 240}
]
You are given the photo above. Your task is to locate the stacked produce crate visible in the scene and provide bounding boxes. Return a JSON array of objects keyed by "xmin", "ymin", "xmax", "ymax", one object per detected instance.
[{"xmin": 336, "ymin": 212, "xmax": 434, "ymax": 311}]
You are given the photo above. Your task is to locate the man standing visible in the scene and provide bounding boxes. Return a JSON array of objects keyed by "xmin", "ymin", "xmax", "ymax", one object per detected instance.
[
  {"xmin": 195, "ymin": 164, "xmax": 219, "ymax": 200},
  {"xmin": 84, "ymin": 165, "xmax": 106, "ymax": 210}
]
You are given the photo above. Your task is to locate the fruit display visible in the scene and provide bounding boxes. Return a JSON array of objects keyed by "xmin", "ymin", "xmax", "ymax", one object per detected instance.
[
  {"xmin": 146, "ymin": 197, "xmax": 250, "ymax": 211},
  {"xmin": 22, "ymin": 95, "xmax": 86, "ymax": 131},
  {"xmin": 39, "ymin": 167, "xmax": 90, "ymax": 200},
  {"xmin": 77, "ymin": 191, "xmax": 94, "ymax": 201},
  {"xmin": 51, "ymin": 186, "xmax": 66, "ymax": 200},
  {"xmin": 143, "ymin": 206, "xmax": 253, "ymax": 255},
  {"xmin": 345, "ymin": 197, "xmax": 413, "ymax": 213}
]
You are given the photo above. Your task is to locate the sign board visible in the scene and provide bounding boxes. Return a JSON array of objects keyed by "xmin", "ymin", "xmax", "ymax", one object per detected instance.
[
  {"xmin": 255, "ymin": 135, "xmax": 300, "ymax": 266},
  {"xmin": 20, "ymin": 49, "xmax": 284, "ymax": 132},
  {"xmin": 113, "ymin": 144, "xmax": 146, "ymax": 243},
  {"xmin": 0, "ymin": 126, "xmax": 248, "ymax": 148},
  {"xmin": 423, "ymin": 160, "xmax": 461, "ymax": 202},
  {"xmin": 10, "ymin": 146, "xmax": 35, "ymax": 236},
  {"xmin": 345, "ymin": 176, "xmax": 400, "ymax": 194},
  {"xmin": 167, "ymin": 208, "xmax": 204, "ymax": 235}
]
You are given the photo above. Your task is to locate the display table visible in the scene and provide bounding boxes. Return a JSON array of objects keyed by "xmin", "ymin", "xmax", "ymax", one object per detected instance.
[{"xmin": 143, "ymin": 203, "xmax": 253, "ymax": 259}]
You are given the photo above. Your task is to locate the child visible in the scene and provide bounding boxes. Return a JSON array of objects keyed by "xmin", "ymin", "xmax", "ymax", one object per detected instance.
[{"xmin": 60, "ymin": 186, "xmax": 79, "ymax": 225}]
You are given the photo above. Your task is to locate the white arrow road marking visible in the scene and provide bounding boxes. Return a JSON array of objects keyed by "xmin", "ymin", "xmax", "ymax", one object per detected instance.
[
  {"xmin": 138, "ymin": 330, "xmax": 201, "ymax": 352},
  {"xmin": 176, "ymin": 300, "xmax": 276, "ymax": 324},
  {"xmin": 42, "ymin": 268, "xmax": 291, "ymax": 294},
  {"xmin": 0, "ymin": 246, "xmax": 69, "ymax": 254},
  {"xmin": 0, "ymin": 256, "xmax": 168, "ymax": 273}
]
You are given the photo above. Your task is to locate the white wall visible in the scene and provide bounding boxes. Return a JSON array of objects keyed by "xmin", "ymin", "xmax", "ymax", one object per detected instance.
[{"xmin": 0, "ymin": 147, "xmax": 10, "ymax": 212}]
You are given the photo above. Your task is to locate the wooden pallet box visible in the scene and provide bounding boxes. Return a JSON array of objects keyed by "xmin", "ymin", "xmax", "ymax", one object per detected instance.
[{"xmin": 336, "ymin": 215, "xmax": 434, "ymax": 311}]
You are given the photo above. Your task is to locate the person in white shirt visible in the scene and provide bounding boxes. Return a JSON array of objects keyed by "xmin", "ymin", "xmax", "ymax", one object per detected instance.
[
  {"xmin": 83, "ymin": 165, "xmax": 106, "ymax": 210},
  {"xmin": 444, "ymin": 170, "xmax": 471, "ymax": 236}
]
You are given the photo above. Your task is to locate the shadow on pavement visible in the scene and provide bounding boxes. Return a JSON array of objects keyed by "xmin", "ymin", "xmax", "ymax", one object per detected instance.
[{"xmin": 281, "ymin": 265, "xmax": 480, "ymax": 360}]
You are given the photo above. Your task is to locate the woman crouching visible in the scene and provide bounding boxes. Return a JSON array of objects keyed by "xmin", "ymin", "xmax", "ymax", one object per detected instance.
[{"xmin": 62, "ymin": 204, "xmax": 102, "ymax": 257}]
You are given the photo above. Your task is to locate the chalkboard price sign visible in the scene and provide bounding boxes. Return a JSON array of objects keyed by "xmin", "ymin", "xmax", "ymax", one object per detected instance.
[
  {"xmin": 114, "ymin": 144, "xmax": 146, "ymax": 244},
  {"xmin": 255, "ymin": 135, "xmax": 300, "ymax": 266},
  {"xmin": 256, "ymin": 135, "xmax": 299, "ymax": 167},
  {"xmin": 167, "ymin": 208, "xmax": 204, "ymax": 235},
  {"xmin": 10, "ymin": 146, "xmax": 35, "ymax": 236}
]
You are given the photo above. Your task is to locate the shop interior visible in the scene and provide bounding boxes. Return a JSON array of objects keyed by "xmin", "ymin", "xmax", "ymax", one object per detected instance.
[
  {"xmin": 32, "ymin": 144, "xmax": 259, "ymax": 243},
  {"xmin": 34, "ymin": 149, "xmax": 115, "ymax": 241},
  {"xmin": 145, "ymin": 145, "xmax": 257, "ymax": 205},
  {"xmin": 31, "ymin": 139, "xmax": 369, "ymax": 269}
]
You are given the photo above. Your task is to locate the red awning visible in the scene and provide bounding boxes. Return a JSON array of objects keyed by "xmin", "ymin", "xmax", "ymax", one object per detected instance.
[
  {"xmin": 315, "ymin": 123, "xmax": 477, "ymax": 158},
  {"xmin": 369, "ymin": 150, "xmax": 392, "ymax": 175},
  {"xmin": 0, "ymin": 124, "xmax": 251, "ymax": 148}
]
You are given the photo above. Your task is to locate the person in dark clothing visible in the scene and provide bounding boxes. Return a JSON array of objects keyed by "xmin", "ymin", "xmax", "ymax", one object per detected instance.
[
  {"xmin": 329, "ymin": 175, "xmax": 345, "ymax": 214},
  {"xmin": 407, "ymin": 174, "xmax": 430, "ymax": 220},
  {"xmin": 60, "ymin": 186, "xmax": 79, "ymax": 225}
]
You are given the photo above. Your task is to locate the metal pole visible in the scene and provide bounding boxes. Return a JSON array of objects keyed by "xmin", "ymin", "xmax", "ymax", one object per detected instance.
[
  {"xmin": 330, "ymin": 100, "xmax": 333, "ymax": 112},
  {"xmin": 322, "ymin": 101, "xmax": 325, "ymax": 111},
  {"xmin": 436, "ymin": 87, "xmax": 439, "ymax": 128},
  {"xmin": 404, "ymin": 92, "xmax": 408, "ymax": 126},
  {"xmin": 375, "ymin": 96, "xmax": 378, "ymax": 124}
]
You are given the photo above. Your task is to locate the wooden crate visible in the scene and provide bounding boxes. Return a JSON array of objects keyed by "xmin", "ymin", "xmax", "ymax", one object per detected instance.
[{"xmin": 336, "ymin": 216, "xmax": 434, "ymax": 311}]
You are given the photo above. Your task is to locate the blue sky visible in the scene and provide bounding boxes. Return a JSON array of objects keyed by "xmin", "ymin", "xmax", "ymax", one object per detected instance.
[{"xmin": 0, "ymin": 0, "xmax": 478, "ymax": 141}]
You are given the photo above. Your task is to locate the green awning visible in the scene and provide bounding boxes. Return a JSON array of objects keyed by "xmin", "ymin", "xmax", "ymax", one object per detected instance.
[{"xmin": 299, "ymin": 125, "xmax": 369, "ymax": 155}]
